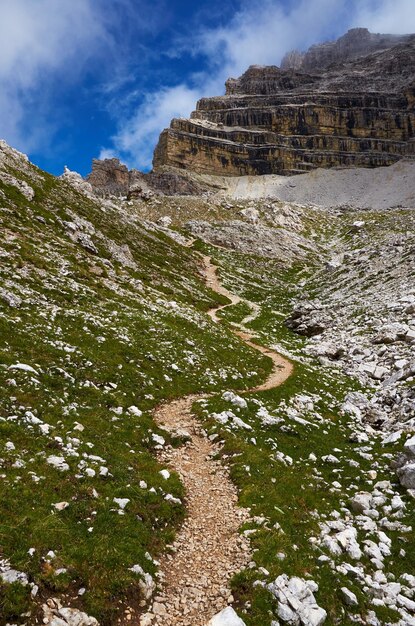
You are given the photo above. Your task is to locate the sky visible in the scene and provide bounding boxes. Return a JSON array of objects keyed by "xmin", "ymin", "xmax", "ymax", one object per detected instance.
[{"xmin": 0, "ymin": 0, "xmax": 414, "ymax": 176}]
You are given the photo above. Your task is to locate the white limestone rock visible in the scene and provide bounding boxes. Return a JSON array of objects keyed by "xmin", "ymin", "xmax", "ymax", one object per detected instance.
[
  {"xmin": 239, "ymin": 207, "xmax": 260, "ymax": 224},
  {"xmin": 222, "ymin": 391, "xmax": 248, "ymax": 409},
  {"xmin": 128, "ymin": 405, "xmax": 143, "ymax": 417},
  {"xmin": 43, "ymin": 602, "xmax": 98, "ymax": 626},
  {"xmin": 0, "ymin": 559, "xmax": 28, "ymax": 586},
  {"xmin": 349, "ymin": 492, "xmax": 373, "ymax": 513},
  {"xmin": 397, "ymin": 463, "xmax": 415, "ymax": 489},
  {"xmin": 0, "ymin": 288, "xmax": 22, "ymax": 308},
  {"xmin": 47, "ymin": 456, "xmax": 70, "ymax": 471},
  {"xmin": 322, "ymin": 454, "xmax": 340, "ymax": 464},
  {"xmin": 113, "ymin": 497, "xmax": 130, "ymax": 510},
  {"xmin": 60, "ymin": 166, "xmax": 93, "ymax": 196},
  {"xmin": 0, "ymin": 170, "xmax": 35, "ymax": 200},
  {"xmin": 9, "ymin": 363, "xmax": 39, "ymax": 375},
  {"xmin": 340, "ymin": 587, "xmax": 358, "ymax": 606},
  {"xmin": 267, "ymin": 575, "xmax": 326, "ymax": 626},
  {"xmin": 404, "ymin": 435, "xmax": 415, "ymax": 457},
  {"xmin": 207, "ymin": 607, "xmax": 246, "ymax": 625}
]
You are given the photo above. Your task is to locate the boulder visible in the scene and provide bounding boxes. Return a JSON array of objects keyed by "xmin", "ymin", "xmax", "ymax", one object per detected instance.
[
  {"xmin": 239, "ymin": 208, "xmax": 260, "ymax": 223},
  {"xmin": 207, "ymin": 607, "xmax": 246, "ymax": 626},
  {"xmin": 285, "ymin": 304, "xmax": 326, "ymax": 337},
  {"xmin": 128, "ymin": 184, "xmax": 154, "ymax": 201},
  {"xmin": 57, "ymin": 608, "xmax": 98, "ymax": 626},
  {"xmin": 0, "ymin": 170, "xmax": 35, "ymax": 200},
  {"xmin": 373, "ymin": 323, "xmax": 409, "ymax": 344},
  {"xmin": 341, "ymin": 587, "xmax": 358, "ymax": 606},
  {"xmin": 42, "ymin": 601, "xmax": 98, "ymax": 626},
  {"xmin": 397, "ymin": 463, "xmax": 415, "ymax": 489},
  {"xmin": 307, "ymin": 342, "xmax": 345, "ymax": 360},
  {"xmin": 267, "ymin": 575, "xmax": 326, "ymax": 626},
  {"xmin": 60, "ymin": 166, "xmax": 93, "ymax": 195},
  {"xmin": 0, "ymin": 288, "xmax": 22, "ymax": 308},
  {"xmin": 349, "ymin": 492, "xmax": 373, "ymax": 513},
  {"xmin": 404, "ymin": 435, "xmax": 415, "ymax": 457}
]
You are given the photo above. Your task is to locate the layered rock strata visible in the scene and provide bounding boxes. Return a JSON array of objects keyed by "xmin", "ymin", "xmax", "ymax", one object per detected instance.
[
  {"xmin": 86, "ymin": 158, "xmax": 206, "ymax": 197},
  {"xmin": 153, "ymin": 32, "xmax": 415, "ymax": 177}
]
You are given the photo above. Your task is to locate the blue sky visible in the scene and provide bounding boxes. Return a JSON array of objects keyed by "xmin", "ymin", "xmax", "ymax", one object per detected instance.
[{"xmin": 1, "ymin": 0, "xmax": 414, "ymax": 176}]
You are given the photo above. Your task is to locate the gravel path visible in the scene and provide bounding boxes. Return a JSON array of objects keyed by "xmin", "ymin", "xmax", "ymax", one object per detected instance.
[{"xmin": 139, "ymin": 257, "xmax": 292, "ymax": 626}]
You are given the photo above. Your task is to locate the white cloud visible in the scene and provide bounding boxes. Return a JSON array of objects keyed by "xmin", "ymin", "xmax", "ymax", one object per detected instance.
[
  {"xmin": 110, "ymin": 84, "xmax": 207, "ymax": 170},
  {"xmin": 99, "ymin": 148, "xmax": 119, "ymax": 161},
  {"xmin": 194, "ymin": 0, "xmax": 346, "ymax": 77},
  {"xmin": 354, "ymin": 0, "xmax": 415, "ymax": 34},
  {"xmin": 0, "ymin": 0, "xmax": 109, "ymax": 152}
]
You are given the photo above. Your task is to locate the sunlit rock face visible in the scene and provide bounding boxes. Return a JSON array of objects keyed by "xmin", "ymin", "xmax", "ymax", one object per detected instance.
[{"xmin": 153, "ymin": 30, "xmax": 415, "ymax": 177}]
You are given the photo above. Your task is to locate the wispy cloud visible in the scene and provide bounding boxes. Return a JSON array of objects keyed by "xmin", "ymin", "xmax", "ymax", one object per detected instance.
[
  {"xmin": 354, "ymin": 0, "xmax": 415, "ymax": 33},
  {"xmin": 0, "ymin": 0, "xmax": 113, "ymax": 152},
  {"xmin": 107, "ymin": 82, "xmax": 223, "ymax": 170},
  {"xmin": 104, "ymin": 0, "xmax": 415, "ymax": 171}
]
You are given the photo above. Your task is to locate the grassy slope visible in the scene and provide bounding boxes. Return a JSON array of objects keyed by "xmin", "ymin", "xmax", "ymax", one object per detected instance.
[
  {"xmin": 1, "ymin": 150, "xmax": 414, "ymax": 625},
  {"xmin": 191, "ymin": 238, "xmax": 415, "ymax": 625},
  {"xmin": 0, "ymin": 158, "xmax": 272, "ymax": 623}
]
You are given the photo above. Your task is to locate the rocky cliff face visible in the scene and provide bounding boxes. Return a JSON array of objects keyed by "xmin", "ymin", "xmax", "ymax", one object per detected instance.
[
  {"xmin": 153, "ymin": 30, "xmax": 415, "ymax": 177},
  {"xmin": 86, "ymin": 158, "xmax": 130, "ymax": 196},
  {"xmin": 86, "ymin": 158, "xmax": 207, "ymax": 197}
]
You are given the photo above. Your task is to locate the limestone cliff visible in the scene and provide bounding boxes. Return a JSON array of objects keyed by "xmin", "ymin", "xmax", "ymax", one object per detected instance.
[
  {"xmin": 153, "ymin": 30, "xmax": 415, "ymax": 177},
  {"xmin": 86, "ymin": 158, "xmax": 207, "ymax": 197}
]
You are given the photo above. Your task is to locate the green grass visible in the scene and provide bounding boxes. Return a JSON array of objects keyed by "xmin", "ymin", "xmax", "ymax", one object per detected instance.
[
  {"xmin": 0, "ymin": 158, "xmax": 272, "ymax": 624},
  {"xmin": 188, "ymin": 242, "xmax": 415, "ymax": 626},
  {"xmin": 1, "ymin": 151, "xmax": 414, "ymax": 625}
]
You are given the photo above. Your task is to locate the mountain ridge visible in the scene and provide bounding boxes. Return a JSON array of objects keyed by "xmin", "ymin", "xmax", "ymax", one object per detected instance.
[
  {"xmin": 153, "ymin": 28, "xmax": 415, "ymax": 177},
  {"xmin": 281, "ymin": 27, "xmax": 414, "ymax": 72}
]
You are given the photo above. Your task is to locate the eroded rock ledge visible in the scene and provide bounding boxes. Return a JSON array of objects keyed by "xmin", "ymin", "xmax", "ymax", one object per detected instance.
[
  {"xmin": 86, "ymin": 158, "xmax": 207, "ymax": 197},
  {"xmin": 153, "ymin": 30, "xmax": 415, "ymax": 177}
]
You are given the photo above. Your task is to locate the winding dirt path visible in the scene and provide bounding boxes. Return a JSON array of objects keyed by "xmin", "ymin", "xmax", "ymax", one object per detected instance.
[
  {"xmin": 203, "ymin": 255, "xmax": 293, "ymax": 392},
  {"xmin": 140, "ymin": 257, "xmax": 292, "ymax": 626}
]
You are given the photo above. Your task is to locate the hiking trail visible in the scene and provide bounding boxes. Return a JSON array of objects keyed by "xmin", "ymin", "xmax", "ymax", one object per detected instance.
[{"xmin": 139, "ymin": 256, "xmax": 293, "ymax": 626}]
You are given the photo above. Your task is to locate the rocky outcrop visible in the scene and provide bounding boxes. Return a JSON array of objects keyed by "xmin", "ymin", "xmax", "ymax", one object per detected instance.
[
  {"xmin": 86, "ymin": 159, "xmax": 207, "ymax": 197},
  {"xmin": 207, "ymin": 607, "xmax": 246, "ymax": 625},
  {"xmin": 86, "ymin": 158, "xmax": 130, "ymax": 196},
  {"xmin": 153, "ymin": 31, "xmax": 415, "ymax": 177},
  {"xmin": 264, "ymin": 575, "xmax": 327, "ymax": 626},
  {"xmin": 144, "ymin": 169, "xmax": 207, "ymax": 196},
  {"xmin": 43, "ymin": 599, "xmax": 98, "ymax": 626}
]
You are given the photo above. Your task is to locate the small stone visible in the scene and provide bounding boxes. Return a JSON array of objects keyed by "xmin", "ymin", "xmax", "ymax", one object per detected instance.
[
  {"xmin": 341, "ymin": 587, "xmax": 358, "ymax": 606},
  {"xmin": 152, "ymin": 602, "xmax": 167, "ymax": 616},
  {"xmin": 53, "ymin": 502, "xmax": 69, "ymax": 511}
]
